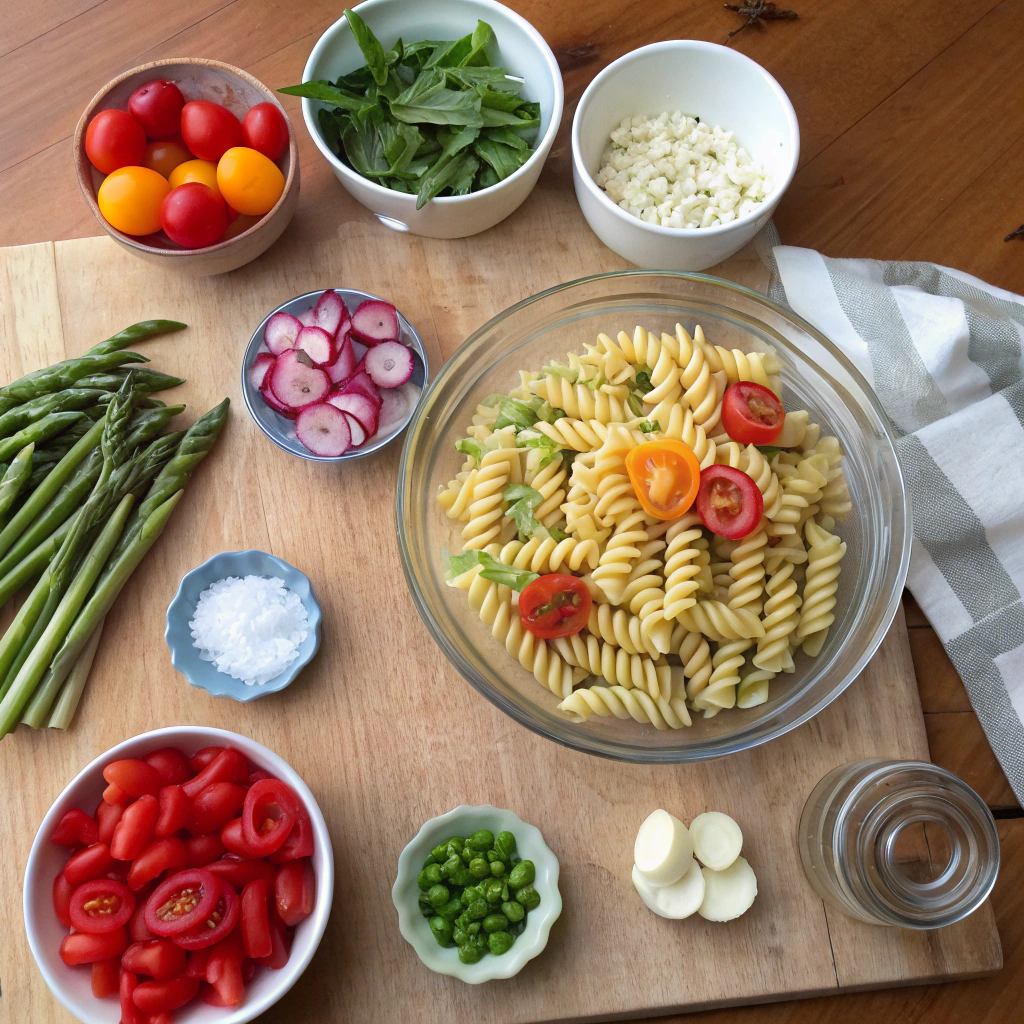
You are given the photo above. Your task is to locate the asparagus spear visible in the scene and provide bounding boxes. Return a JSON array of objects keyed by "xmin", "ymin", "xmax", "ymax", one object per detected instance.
[
  {"xmin": 44, "ymin": 617, "xmax": 105, "ymax": 730},
  {"xmin": 0, "ymin": 571, "xmax": 54, "ymax": 700},
  {"xmin": 0, "ymin": 493, "xmax": 134, "ymax": 737},
  {"xmin": 0, "ymin": 516, "xmax": 74, "ymax": 609},
  {"xmin": 87, "ymin": 320, "xmax": 186, "ymax": 355},
  {"xmin": 75, "ymin": 369, "xmax": 186, "ymax": 394},
  {"xmin": 0, "ymin": 411, "xmax": 84, "ymax": 463},
  {"xmin": 0, "ymin": 445, "xmax": 34, "ymax": 518},
  {"xmin": 0, "ymin": 389, "xmax": 107, "ymax": 441}
]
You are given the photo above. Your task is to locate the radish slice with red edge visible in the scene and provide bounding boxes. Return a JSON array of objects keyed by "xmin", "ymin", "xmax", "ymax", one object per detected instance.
[
  {"xmin": 269, "ymin": 350, "xmax": 331, "ymax": 409},
  {"xmin": 351, "ymin": 299, "xmax": 399, "ymax": 345},
  {"xmin": 295, "ymin": 403, "xmax": 351, "ymax": 456},
  {"xmin": 248, "ymin": 352, "xmax": 274, "ymax": 391},
  {"xmin": 312, "ymin": 290, "xmax": 349, "ymax": 338},
  {"xmin": 338, "ymin": 370, "xmax": 382, "ymax": 407},
  {"xmin": 297, "ymin": 308, "xmax": 316, "ymax": 327},
  {"xmin": 260, "ymin": 376, "xmax": 297, "ymax": 419},
  {"xmin": 343, "ymin": 412, "xmax": 367, "ymax": 447},
  {"xmin": 294, "ymin": 326, "xmax": 334, "ymax": 366},
  {"xmin": 365, "ymin": 341, "xmax": 414, "ymax": 389},
  {"xmin": 325, "ymin": 332, "xmax": 356, "ymax": 384},
  {"xmin": 326, "ymin": 392, "xmax": 378, "ymax": 436},
  {"xmin": 263, "ymin": 312, "xmax": 301, "ymax": 356}
]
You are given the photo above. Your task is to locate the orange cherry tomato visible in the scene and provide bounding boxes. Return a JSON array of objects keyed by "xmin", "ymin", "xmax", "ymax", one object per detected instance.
[
  {"xmin": 97, "ymin": 166, "xmax": 170, "ymax": 236},
  {"xmin": 518, "ymin": 574, "xmax": 592, "ymax": 639},
  {"xmin": 142, "ymin": 139, "xmax": 191, "ymax": 178},
  {"xmin": 216, "ymin": 147, "xmax": 284, "ymax": 216},
  {"xmin": 625, "ymin": 439, "xmax": 701, "ymax": 520},
  {"xmin": 168, "ymin": 158, "xmax": 220, "ymax": 196}
]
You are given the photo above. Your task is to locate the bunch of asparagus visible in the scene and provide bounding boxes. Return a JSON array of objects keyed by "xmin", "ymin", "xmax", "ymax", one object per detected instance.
[{"xmin": 0, "ymin": 321, "xmax": 228, "ymax": 738}]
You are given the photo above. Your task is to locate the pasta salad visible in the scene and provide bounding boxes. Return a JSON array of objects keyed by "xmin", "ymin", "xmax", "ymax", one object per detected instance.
[{"xmin": 439, "ymin": 324, "xmax": 849, "ymax": 731}]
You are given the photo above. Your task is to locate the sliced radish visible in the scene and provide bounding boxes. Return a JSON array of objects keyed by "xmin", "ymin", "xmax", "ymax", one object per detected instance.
[
  {"xmin": 327, "ymin": 392, "xmax": 378, "ymax": 436},
  {"xmin": 325, "ymin": 332, "xmax": 357, "ymax": 384},
  {"xmin": 697, "ymin": 856, "xmax": 757, "ymax": 922},
  {"xmin": 351, "ymin": 299, "xmax": 399, "ymax": 345},
  {"xmin": 634, "ymin": 809, "xmax": 692, "ymax": 887},
  {"xmin": 294, "ymin": 325, "xmax": 335, "ymax": 366},
  {"xmin": 248, "ymin": 352, "xmax": 275, "ymax": 391},
  {"xmin": 343, "ymin": 411, "xmax": 367, "ymax": 447},
  {"xmin": 312, "ymin": 289, "xmax": 349, "ymax": 337},
  {"xmin": 365, "ymin": 341, "xmax": 414, "ymax": 390},
  {"xmin": 338, "ymin": 370, "xmax": 382, "ymax": 407},
  {"xmin": 632, "ymin": 858, "xmax": 705, "ymax": 920},
  {"xmin": 260, "ymin": 377, "xmax": 297, "ymax": 419},
  {"xmin": 351, "ymin": 338, "xmax": 368, "ymax": 363},
  {"xmin": 264, "ymin": 312, "xmax": 301, "ymax": 355},
  {"xmin": 689, "ymin": 812, "xmax": 744, "ymax": 871},
  {"xmin": 295, "ymin": 402, "xmax": 351, "ymax": 457},
  {"xmin": 297, "ymin": 308, "xmax": 316, "ymax": 327},
  {"xmin": 377, "ymin": 383, "xmax": 420, "ymax": 437},
  {"xmin": 269, "ymin": 349, "xmax": 331, "ymax": 409}
]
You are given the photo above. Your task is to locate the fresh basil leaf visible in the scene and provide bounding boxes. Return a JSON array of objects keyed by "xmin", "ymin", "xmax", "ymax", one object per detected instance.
[
  {"xmin": 380, "ymin": 121, "xmax": 424, "ymax": 175},
  {"xmin": 477, "ymin": 87, "xmax": 525, "ymax": 112},
  {"xmin": 444, "ymin": 66, "xmax": 520, "ymax": 93},
  {"xmin": 455, "ymin": 437, "xmax": 484, "ymax": 463},
  {"xmin": 385, "ymin": 37, "xmax": 404, "ymax": 66},
  {"xmin": 342, "ymin": 114, "xmax": 389, "ymax": 177},
  {"xmin": 344, "ymin": 7, "xmax": 388, "ymax": 86},
  {"xmin": 445, "ymin": 549, "xmax": 538, "ymax": 591},
  {"xmin": 634, "ymin": 367, "xmax": 653, "ymax": 394},
  {"xmin": 449, "ymin": 153, "xmax": 480, "ymax": 194},
  {"xmin": 463, "ymin": 21, "xmax": 496, "ymax": 66},
  {"xmin": 336, "ymin": 65, "xmax": 377, "ymax": 92},
  {"xmin": 473, "ymin": 138, "xmax": 530, "ymax": 181},
  {"xmin": 480, "ymin": 106, "xmax": 539, "ymax": 129},
  {"xmin": 476, "ymin": 163, "xmax": 500, "ymax": 190},
  {"xmin": 279, "ymin": 81, "xmax": 368, "ymax": 111},
  {"xmin": 638, "ymin": 420, "xmax": 661, "ymax": 433},
  {"xmin": 425, "ymin": 35, "xmax": 474, "ymax": 69},
  {"xmin": 540, "ymin": 362, "xmax": 578, "ymax": 383},
  {"xmin": 416, "ymin": 150, "xmax": 478, "ymax": 209},
  {"xmin": 392, "ymin": 68, "xmax": 484, "ymax": 127},
  {"xmin": 756, "ymin": 445, "xmax": 783, "ymax": 459},
  {"xmin": 627, "ymin": 392, "xmax": 645, "ymax": 417}
]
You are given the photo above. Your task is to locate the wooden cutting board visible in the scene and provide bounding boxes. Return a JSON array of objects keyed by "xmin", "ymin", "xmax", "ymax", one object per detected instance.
[{"xmin": 0, "ymin": 176, "xmax": 1002, "ymax": 1023}]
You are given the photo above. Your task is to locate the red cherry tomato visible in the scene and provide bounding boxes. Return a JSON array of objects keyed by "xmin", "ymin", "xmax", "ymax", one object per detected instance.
[
  {"xmin": 274, "ymin": 858, "xmax": 315, "ymax": 927},
  {"xmin": 220, "ymin": 817, "xmax": 257, "ymax": 859},
  {"xmin": 268, "ymin": 795, "xmax": 314, "ymax": 863},
  {"xmin": 110, "ymin": 793, "xmax": 159, "ymax": 861},
  {"xmin": 695, "ymin": 464, "xmax": 764, "ymax": 539},
  {"xmin": 122, "ymin": 938, "xmax": 188, "ymax": 981},
  {"xmin": 143, "ymin": 138, "xmax": 192, "ymax": 178},
  {"xmin": 240, "ymin": 877, "xmax": 272, "ymax": 958},
  {"xmin": 68, "ymin": 878, "xmax": 135, "ymax": 934},
  {"xmin": 103, "ymin": 758, "xmax": 163, "ymax": 798},
  {"xmin": 241, "ymin": 102, "xmax": 289, "ymax": 161},
  {"xmin": 205, "ymin": 930, "xmax": 246, "ymax": 1005},
  {"xmin": 160, "ymin": 182, "xmax": 227, "ymax": 248},
  {"xmin": 128, "ymin": 79, "xmax": 185, "ymax": 139},
  {"xmin": 185, "ymin": 833, "xmax": 225, "ymax": 868},
  {"xmin": 172, "ymin": 884, "xmax": 240, "ymax": 950},
  {"xmin": 155, "ymin": 784, "xmax": 191, "ymax": 837},
  {"xmin": 91, "ymin": 955, "xmax": 120, "ymax": 998},
  {"xmin": 103, "ymin": 781, "xmax": 132, "ymax": 806},
  {"xmin": 205, "ymin": 856, "xmax": 277, "ymax": 891},
  {"xmin": 189, "ymin": 746, "xmax": 225, "ymax": 773},
  {"xmin": 130, "ymin": 899, "xmax": 157, "ymax": 942},
  {"xmin": 59, "ymin": 926, "xmax": 129, "ymax": 965},
  {"xmin": 128, "ymin": 836, "xmax": 187, "ymax": 891},
  {"xmin": 85, "ymin": 109, "xmax": 146, "ymax": 174},
  {"xmin": 95, "ymin": 798, "xmax": 124, "ymax": 845},
  {"xmin": 180, "ymin": 101, "xmax": 243, "ymax": 162},
  {"xmin": 190, "ymin": 782, "xmax": 247, "ymax": 834},
  {"xmin": 65, "ymin": 842, "xmax": 115, "ymax": 886},
  {"xmin": 184, "ymin": 947, "xmax": 212, "ymax": 977},
  {"xmin": 144, "ymin": 747, "xmax": 192, "ymax": 786},
  {"xmin": 247, "ymin": 769, "xmax": 274, "ymax": 786},
  {"xmin": 241, "ymin": 779, "xmax": 297, "ymax": 857},
  {"xmin": 181, "ymin": 747, "xmax": 248, "ymax": 798},
  {"xmin": 720, "ymin": 381, "xmax": 786, "ymax": 445},
  {"xmin": 50, "ymin": 807, "xmax": 99, "ymax": 847},
  {"xmin": 144, "ymin": 868, "xmax": 220, "ymax": 936},
  {"xmin": 132, "ymin": 973, "xmax": 201, "ymax": 1014},
  {"xmin": 53, "ymin": 870, "xmax": 75, "ymax": 927},
  {"xmin": 120, "ymin": 970, "xmax": 143, "ymax": 1024},
  {"xmin": 518, "ymin": 574, "xmax": 592, "ymax": 639},
  {"xmin": 255, "ymin": 907, "xmax": 293, "ymax": 969}
]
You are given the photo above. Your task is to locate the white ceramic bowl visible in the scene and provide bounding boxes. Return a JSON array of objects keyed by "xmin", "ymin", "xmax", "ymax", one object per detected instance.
[
  {"xmin": 24, "ymin": 727, "xmax": 335, "ymax": 1024},
  {"xmin": 572, "ymin": 40, "xmax": 799, "ymax": 271},
  {"xmin": 392, "ymin": 805, "xmax": 561, "ymax": 983},
  {"xmin": 299, "ymin": 0, "xmax": 563, "ymax": 238}
]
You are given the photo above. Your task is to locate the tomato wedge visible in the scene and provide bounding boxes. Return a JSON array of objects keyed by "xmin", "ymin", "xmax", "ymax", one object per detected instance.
[
  {"xmin": 269, "ymin": 797, "xmax": 314, "ymax": 863},
  {"xmin": 69, "ymin": 878, "xmax": 135, "ymax": 934},
  {"xmin": 695, "ymin": 464, "xmax": 764, "ymax": 539},
  {"xmin": 155, "ymin": 785, "xmax": 191, "ymax": 837},
  {"xmin": 518, "ymin": 574, "xmax": 591, "ymax": 639},
  {"xmin": 95, "ymin": 799, "xmax": 124, "ymax": 845},
  {"xmin": 625, "ymin": 439, "xmax": 701, "ymax": 519},
  {"xmin": 172, "ymin": 885, "xmax": 240, "ymax": 950},
  {"xmin": 190, "ymin": 782, "xmax": 247, "ymax": 834},
  {"xmin": 181, "ymin": 747, "xmax": 248, "ymax": 799},
  {"xmin": 205, "ymin": 856, "xmax": 277, "ymax": 890},
  {"xmin": 144, "ymin": 747, "xmax": 192, "ymax": 786},
  {"xmin": 185, "ymin": 833, "xmax": 225, "ymax": 868},
  {"xmin": 111, "ymin": 793, "xmax": 159, "ymax": 861},
  {"xmin": 59, "ymin": 926, "xmax": 129, "ymax": 965},
  {"xmin": 241, "ymin": 779, "xmax": 297, "ymax": 857},
  {"xmin": 144, "ymin": 869, "xmax": 220, "ymax": 936},
  {"xmin": 720, "ymin": 381, "xmax": 785, "ymax": 445},
  {"xmin": 120, "ymin": 970, "xmax": 143, "ymax": 1024},
  {"xmin": 103, "ymin": 758, "xmax": 163, "ymax": 798}
]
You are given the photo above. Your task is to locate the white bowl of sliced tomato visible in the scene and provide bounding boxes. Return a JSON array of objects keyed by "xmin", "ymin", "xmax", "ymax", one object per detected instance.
[{"xmin": 23, "ymin": 726, "xmax": 334, "ymax": 1024}]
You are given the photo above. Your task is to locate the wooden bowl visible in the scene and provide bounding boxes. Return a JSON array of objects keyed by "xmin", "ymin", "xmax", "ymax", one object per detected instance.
[{"xmin": 73, "ymin": 58, "xmax": 299, "ymax": 276}]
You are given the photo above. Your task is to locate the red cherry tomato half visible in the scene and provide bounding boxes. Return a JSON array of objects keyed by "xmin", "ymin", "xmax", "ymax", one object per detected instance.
[
  {"xmin": 255, "ymin": 907, "xmax": 293, "ymax": 969},
  {"xmin": 241, "ymin": 779, "xmax": 297, "ymax": 857},
  {"xmin": 95, "ymin": 798, "xmax": 124, "ymax": 845},
  {"xmin": 59, "ymin": 926, "xmax": 129, "ymax": 965},
  {"xmin": 720, "ymin": 381, "xmax": 786, "ymax": 446},
  {"xmin": 189, "ymin": 746, "xmax": 225, "ymax": 773},
  {"xmin": 132, "ymin": 973, "xmax": 201, "ymax": 1014},
  {"xmin": 190, "ymin": 782, "xmax": 247, "ymax": 834},
  {"xmin": 128, "ymin": 79, "xmax": 185, "ymax": 139},
  {"xmin": 53, "ymin": 870, "xmax": 75, "ymax": 927},
  {"xmin": 110, "ymin": 793, "xmax": 159, "ymax": 861},
  {"xmin": 205, "ymin": 930, "xmax": 246, "ymax": 1005},
  {"xmin": 103, "ymin": 781, "xmax": 132, "ymax": 806},
  {"xmin": 155, "ymin": 785, "xmax": 191, "ymax": 838},
  {"xmin": 274, "ymin": 858, "xmax": 315, "ymax": 927},
  {"xmin": 122, "ymin": 938, "xmax": 188, "ymax": 981},
  {"xmin": 241, "ymin": 102, "xmax": 289, "ymax": 161},
  {"xmin": 130, "ymin": 899, "xmax": 157, "ymax": 942},
  {"xmin": 172, "ymin": 884, "xmax": 240, "ymax": 950},
  {"xmin": 144, "ymin": 869, "xmax": 220, "ymax": 936},
  {"xmin": 518, "ymin": 574, "xmax": 592, "ymax": 639},
  {"xmin": 185, "ymin": 833, "xmax": 225, "ymax": 868},
  {"xmin": 91, "ymin": 955, "xmax": 120, "ymax": 998},
  {"xmin": 85, "ymin": 109, "xmax": 146, "ymax": 174},
  {"xmin": 120, "ymin": 971, "xmax": 143, "ymax": 1024},
  {"xmin": 144, "ymin": 747, "xmax": 192, "ymax": 786},
  {"xmin": 128, "ymin": 835, "xmax": 187, "ymax": 891},
  {"xmin": 220, "ymin": 817, "xmax": 256, "ymax": 859},
  {"xmin": 65, "ymin": 842, "xmax": 115, "ymax": 887},
  {"xmin": 68, "ymin": 878, "xmax": 135, "ymax": 934},
  {"xmin": 160, "ymin": 182, "xmax": 227, "ymax": 249},
  {"xmin": 695, "ymin": 464, "xmax": 764, "ymax": 539},
  {"xmin": 240, "ymin": 877, "xmax": 272, "ymax": 959},
  {"xmin": 180, "ymin": 101, "xmax": 243, "ymax": 162},
  {"xmin": 205, "ymin": 856, "xmax": 277, "ymax": 891},
  {"xmin": 103, "ymin": 758, "xmax": 163, "ymax": 798},
  {"xmin": 181, "ymin": 747, "xmax": 248, "ymax": 798},
  {"xmin": 50, "ymin": 807, "xmax": 99, "ymax": 847},
  {"xmin": 268, "ymin": 793, "xmax": 314, "ymax": 863}
]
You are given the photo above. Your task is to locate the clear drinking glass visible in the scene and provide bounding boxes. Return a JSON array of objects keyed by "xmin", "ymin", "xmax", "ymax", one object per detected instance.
[{"xmin": 799, "ymin": 760, "xmax": 1000, "ymax": 928}]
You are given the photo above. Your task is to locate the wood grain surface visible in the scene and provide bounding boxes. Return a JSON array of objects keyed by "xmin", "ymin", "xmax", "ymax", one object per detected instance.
[{"xmin": 0, "ymin": 0, "xmax": 1021, "ymax": 1021}]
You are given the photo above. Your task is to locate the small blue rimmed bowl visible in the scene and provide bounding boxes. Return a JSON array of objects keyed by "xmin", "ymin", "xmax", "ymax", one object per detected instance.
[
  {"xmin": 165, "ymin": 550, "xmax": 322, "ymax": 702},
  {"xmin": 242, "ymin": 288, "xmax": 429, "ymax": 462}
]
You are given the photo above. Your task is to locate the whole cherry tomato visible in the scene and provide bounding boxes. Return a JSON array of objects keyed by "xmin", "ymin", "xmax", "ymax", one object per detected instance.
[
  {"xmin": 85, "ymin": 110, "xmax": 146, "ymax": 174},
  {"xmin": 128, "ymin": 80, "xmax": 185, "ymax": 139},
  {"xmin": 97, "ymin": 166, "xmax": 170, "ymax": 236},
  {"xmin": 180, "ymin": 101, "xmax": 243, "ymax": 161},
  {"xmin": 216, "ymin": 147, "xmax": 284, "ymax": 216},
  {"xmin": 168, "ymin": 158, "xmax": 221, "ymax": 197},
  {"xmin": 241, "ymin": 102, "xmax": 289, "ymax": 161},
  {"xmin": 103, "ymin": 758, "xmax": 162, "ymax": 798},
  {"xmin": 143, "ymin": 139, "xmax": 192, "ymax": 178},
  {"xmin": 160, "ymin": 183, "xmax": 227, "ymax": 249}
]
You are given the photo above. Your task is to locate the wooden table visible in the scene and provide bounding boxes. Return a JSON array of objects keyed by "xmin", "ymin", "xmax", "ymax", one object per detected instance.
[{"xmin": 0, "ymin": 2, "xmax": 1021, "ymax": 1022}]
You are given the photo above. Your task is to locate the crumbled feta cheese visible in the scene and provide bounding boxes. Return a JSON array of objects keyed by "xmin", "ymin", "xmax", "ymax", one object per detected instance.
[{"xmin": 593, "ymin": 111, "xmax": 772, "ymax": 229}]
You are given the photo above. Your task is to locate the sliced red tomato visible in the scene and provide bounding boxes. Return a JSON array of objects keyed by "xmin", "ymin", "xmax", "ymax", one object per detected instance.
[
  {"xmin": 185, "ymin": 833, "xmax": 225, "ymax": 868},
  {"xmin": 95, "ymin": 798, "xmax": 124, "ymax": 845},
  {"xmin": 206, "ymin": 856, "xmax": 276, "ymax": 890},
  {"xmin": 130, "ymin": 899, "xmax": 157, "ymax": 941},
  {"xmin": 247, "ymin": 769, "xmax": 274, "ymax": 787},
  {"xmin": 625, "ymin": 438, "xmax": 701, "ymax": 519},
  {"xmin": 255, "ymin": 907, "xmax": 292, "ymax": 969},
  {"xmin": 144, "ymin": 747, "xmax": 192, "ymax": 786},
  {"xmin": 205, "ymin": 930, "xmax": 246, "ymax": 1006},
  {"xmin": 65, "ymin": 842, "xmax": 115, "ymax": 887},
  {"xmin": 68, "ymin": 878, "xmax": 135, "ymax": 934},
  {"xmin": 268, "ymin": 797, "xmax": 313, "ymax": 863},
  {"xmin": 190, "ymin": 782, "xmax": 247, "ymax": 834},
  {"xmin": 173, "ymin": 884, "xmax": 240, "ymax": 950},
  {"xmin": 103, "ymin": 759, "xmax": 163, "ymax": 798},
  {"xmin": 128, "ymin": 836, "xmax": 187, "ymax": 890},
  {"xmin": 103, "ymin": 782, "xmax": 132, "ymax": 806},
  {"xmin": 50, "ymin": 807, "xmax": 99, "ymax": 847},
  {"xmin": 91, "ymin": 955, "xmax": 120, "ymax": 998},
  {"xmin": 132, "ymin": 973, "xmax": 200, "ymax": 1013},
  {"xmin": 53, "ymin": 870, "xmax": 74, "ymax": 927},
  {"xmin": 144, "ymin": 869, "xmax": 220, "ymax": 936},
  {"xmin": 110, "ymin": 793, "xmax": 159, "ymax": 861},
  {"xmin": 518, "ymin": 574, "xmax": 592, "ymax": 639},
  {"xmin": 189, "ymin": 746, "xmax": 225, "ymax": 773},
  {"xmin": 155, "ymin": 785, "xmax": 190, "ymax": 838},
  {"xmin": 274, "ymin": 858, "xmax": 315, "ymax": 927},
  {"xmin": 181, "ymin": 748, "xmax": 248, "ymax": 799},
  {"xmin": 720, "ymin": 381, "xmax": 785, "ymax": 445},
  {"xmin": 122, "ymin": 938, "xmax": 188, "ymax": 981},
  {"xmin": 241, "ymin": 779, "xmax": 297, "ymax": 857},
  {"xmin": 695, "ymin": 464, "xmax": 764, "ymax": 539},
  {"xmin": 220, "ymin": 817, "xmax": 256, "ymax": 859},
  {"xmin": 240, "ymin": 878, "xmax": 272, "ymax": 959},
  {"xmin": 184, "ymin": 947, "xmax": 212, "ymax": 978},
  {"xmin": 120, "ymin": 970, "xmax": 143, "ymax": 1024},
  {"xmin": 59, "ymin": 926, "xmax": 129, "ymax": 965}
]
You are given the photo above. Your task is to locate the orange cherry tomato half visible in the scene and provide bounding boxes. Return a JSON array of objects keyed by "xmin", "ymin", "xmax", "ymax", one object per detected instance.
[
  {"xmin": 720, "ymin": 381, "xmax": 785, "ymax": 445},
  {"xmin": 695, "ymin": 464, "xmax": 764, "ymax": 539},
  {"xmin": 518, "ymin": 574, "xmax": 592, "ymax": 639},
  {"xmin": 625, "ymin": 439, "xmax": 701, "ymax": 520}
]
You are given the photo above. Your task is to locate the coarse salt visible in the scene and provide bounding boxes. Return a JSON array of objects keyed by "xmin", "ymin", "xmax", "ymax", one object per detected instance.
[{"xmin": 190, "ymin": 575, "xmax": 308, "ymax": 686}]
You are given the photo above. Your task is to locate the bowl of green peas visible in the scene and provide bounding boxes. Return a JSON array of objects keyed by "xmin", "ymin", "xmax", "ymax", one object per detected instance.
[{"xmin": 392, "ymin": 805, "xmax": 562, "ymax": 982}]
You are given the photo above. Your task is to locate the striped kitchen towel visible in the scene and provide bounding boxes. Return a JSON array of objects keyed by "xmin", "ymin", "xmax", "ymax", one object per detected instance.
[{"xmin": 757, "ymin": 225, "xmax": 1024, "ymax": 802}]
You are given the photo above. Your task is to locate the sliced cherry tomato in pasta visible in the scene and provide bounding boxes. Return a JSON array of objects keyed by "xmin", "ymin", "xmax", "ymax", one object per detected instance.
[
  {"xmin": 518, "ymin": 574, "xmax": 592, "ymax": 639},
  {"xmin": 68, "ymin": 878, "xmax": 135, "ymax": 934},
  {"xmin": 720, "ymin": 381, "xmax": 785, "ymax": 445},
  {"xmin": 695, "ymin": 465, "xmax": 763, "ymax": 539},
  {"xmin": 625, "ymin": 439, "xmax": 701, "ymax": 519}
]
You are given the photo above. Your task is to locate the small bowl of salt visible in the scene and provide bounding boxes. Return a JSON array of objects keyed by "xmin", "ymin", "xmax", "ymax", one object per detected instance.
[{"xmin": 165, "ymin": 549, "xmax": 322, "ymax": 702}]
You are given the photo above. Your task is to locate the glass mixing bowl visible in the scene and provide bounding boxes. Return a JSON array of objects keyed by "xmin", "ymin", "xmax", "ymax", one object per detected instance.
[{"xmin": 397, "ymin": 272, "xmax": 911, "ymax": 762}]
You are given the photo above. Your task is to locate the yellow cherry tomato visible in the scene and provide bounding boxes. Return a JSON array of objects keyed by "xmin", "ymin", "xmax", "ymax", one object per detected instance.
[
  {"xmin": 143, "ymin": 139, "xmax": 192, "ymax": 178},
  {"xmin": 96, "ymin": 166, "xmax": 170, "ymax": 236},
  {"xmin": 625, "ymin": 439, "xmax": 701, "ymax": 520},
  {"xmin": 216, "ymin": 146, "xmax": 284, "ymax": 216},
  {"xmin": 168, "ymin": 158, "xmax": 221, "ymax": 197}
]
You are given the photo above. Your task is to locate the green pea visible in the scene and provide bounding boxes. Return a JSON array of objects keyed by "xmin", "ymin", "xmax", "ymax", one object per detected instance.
[
  {"xmin": 449, "ymin": 864, "xmax": 472, "ymax": 887},
  {"xmin": 431, "ymin": 842, "xmax": 449, "ymax": 861},
  {"xmin": 490, "ymin": 860, "xmax": 506, "ymax": 878},
  {"xmin": 422, "ymin": 863, "xmax": 443, "ymax": 888},
  {"xmin": 418, "ymin": 893, "xmax": 434, "ymax": 917},
  {"xmin": 429, "ymin": 916, "xmax": 453, "ymax": 946},
  {"xmin": 488, "ymin": 931, "xmax": 515, "ymax": 955},
  {"xmin": 438, "ymin": 898, "xmax": 463, "ymax": 921},
  {"xmin": 423, "ymin": 852, "xmax": 438, "ymax": 866},
  {"xmin": 483, "ymin": 913, "xmax": 510, "ymax": 934},
  {"xmin": 515, "ymin": 884, "xmax": 541, "ymax": 910},
  {"xmin": 466, "ymin": 829, "xmax": 495, "ymax": 852},
  {"xmin": 469, "ymin": 857, "xmax": 490, "ymax": 879},
  {"xmin": 501, "ymin": 883, "xmax": 510, "ymax": 901},
  {"xmin": 494, "ymin": 831, "xmax": 517, "ymax": 861},
  {"xmin": 453, "ymin": 925, "xmax": 470, "ymax": 945},
  {"xmin": 465, "ymin": 899, "xmax": 488, "ymax": 921},
  {"xmin": 501, "ymin": 900, "xmax": 525, "ymax": 923},
  {"xmin": 508, "ymin": 860, "xmax": 535, "ymax": 889},
  {"xmin": 467, "ymin": 921, "xmax": 481, "ymax": 935},
  {"xmin": 427, "ymin": 884, "xmax": 449, "ymax": 909},
  {"xmin": 455, "ymin": 911, "xmax": 470, "ymax": 930},
  {"xmin": 458, "ymin": 943, "xmax": 483, "ymax": 964}
]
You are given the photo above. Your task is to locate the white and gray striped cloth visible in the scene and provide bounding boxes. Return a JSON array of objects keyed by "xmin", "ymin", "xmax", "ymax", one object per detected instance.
[{"xmin": 757, "ymin": 226, "xmax": 1024, "ymax": 802}]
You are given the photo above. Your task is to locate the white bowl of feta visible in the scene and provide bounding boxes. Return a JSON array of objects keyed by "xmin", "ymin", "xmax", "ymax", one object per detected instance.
[{"xmin": 571, "ymin": 40, "xmax": 799, "ymax": 271}]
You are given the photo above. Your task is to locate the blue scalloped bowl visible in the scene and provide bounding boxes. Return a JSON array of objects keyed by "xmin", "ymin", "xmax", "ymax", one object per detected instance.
[{"xmin": 165, "ymin": 550, "xmax": 322, "ymax": 703}]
